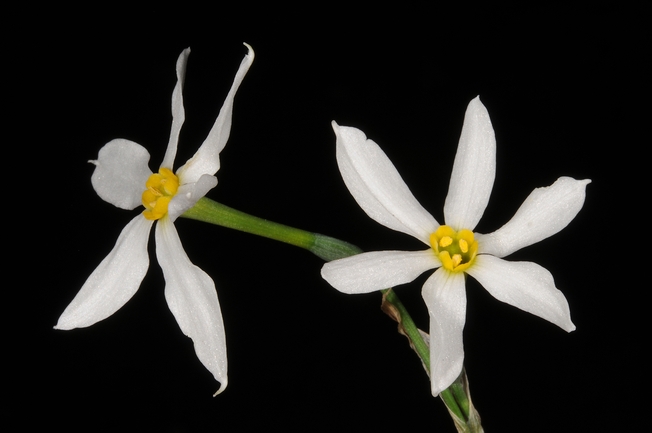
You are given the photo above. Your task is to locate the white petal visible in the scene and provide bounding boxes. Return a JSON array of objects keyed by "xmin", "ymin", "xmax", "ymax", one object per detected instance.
[
  {"xmin": 160, "ymin": 48, "xmax": 190, "ymax": 170},
  {"xmin": 155, "ymin": 218, "xmax": 227, "ymax": 394},
  {"xmin": 332, "ymin": 122, "xmax": 439, "ymax": 244},
  {"xmin": 443, "ymin": 96, "xmax": 496, "ymax": 231},
  {"xmin": 168, "ymin": 174, "xmax": 218, "ymax": 222},
  {"xmin": 90, "ymin": 139, "xmax": 152, "ymax": 210},
  {"xmin": 466, "ymin": 255, "xmax": 575, "ymax": 332},
  {"xmin": 321, "ymin": 249, "xmax": 439, "ymax": 294},
  {"xmin": 177, "ymin": 43, "xmax": 255, "ymax": 184},
  {"xmin": 421, "ymin": 268, "xmax": 467, "ymax": 396},
  {"xmin": 55, "ymin": 215, "xmax": 153, "ymax": 330},
  {"xmin": 477, "ymin": 177, "xmax": 591, "ymax": 258}
]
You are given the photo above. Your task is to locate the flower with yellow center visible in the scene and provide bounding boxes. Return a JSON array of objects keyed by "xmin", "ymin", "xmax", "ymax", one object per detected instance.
[
  {"xmin": 321, "ymin": 97, "xmax": 590, "ymax": 396},
  {"xmin": 142, "ymin": 168, "xmax": 180, "ymax": 221},
  {"xmin": 430, "ymin": 226, "xmax": 478, "ymax": 272},
  {"xmin": 55, "ymin": 44, "xmax": 255, "ymax": 396}
]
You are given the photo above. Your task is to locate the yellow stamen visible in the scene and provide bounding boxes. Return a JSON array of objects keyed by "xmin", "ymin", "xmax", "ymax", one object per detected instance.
[
  {"xmin": 429, "ymin": 225, "xmax": 478, "ymax": 272},
  {"xmin": 142, "ymin": 168, "xmax": 179, "ymax": 220},
  {"xmin": 439, "ymin": 236, "xmax": 453, "ymax": 248}
]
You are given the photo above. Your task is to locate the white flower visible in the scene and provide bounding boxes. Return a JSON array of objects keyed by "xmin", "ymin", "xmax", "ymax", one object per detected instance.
[
  {"xmin": 55, "ymin": 44, "xmax": 254, "ymax": 395},
  {"xmin": 321, "ymin": 96, "xmax": 590, "ymax": 396}
]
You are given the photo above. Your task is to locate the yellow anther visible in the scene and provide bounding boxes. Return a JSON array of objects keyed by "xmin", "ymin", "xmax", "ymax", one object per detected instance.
[
  {"xmin": 142, "ymin": 168, "xmax": 179, "ymax": 221},
  {"xmin": 429, "ymin": 225, "xmax": 478, "ymax": 273},
  {"xmin": 439, "ymin": 236, "xmax": 453, "ymax": 248},
  {"xmin": 459, "ymin": 239, "xmax": 469, "ymax": 253}
]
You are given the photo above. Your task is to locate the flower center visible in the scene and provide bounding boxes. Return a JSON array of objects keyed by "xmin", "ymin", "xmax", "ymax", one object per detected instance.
[
  {"xmin": 430, "ymin": 225, "xmax": 478, "ymax": 272},
  {"xmin": 142, "ymin": 168, "xmax": 179, "ymax": 220}
]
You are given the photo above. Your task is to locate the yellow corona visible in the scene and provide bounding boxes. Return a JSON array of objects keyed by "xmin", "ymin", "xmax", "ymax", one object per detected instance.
[
  {"xmin": 142, "ymin": 168, "xmax": 180, "ymax": 220},
  {"xmin": 430, "ymin": 225, "xmax": 478, "ymax": 272}
]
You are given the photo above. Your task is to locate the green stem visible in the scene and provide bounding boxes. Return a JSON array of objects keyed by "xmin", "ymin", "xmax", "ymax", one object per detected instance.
[
  {"xmin": 381, "ymin": 288, "xmax": 430, "ymax": 369},
  {"xmin": 182, "ymin": 197, "xmax": 482, "ymax": 431},
  {"xmin": 182, "ymin": 197, "xmax": 361, "ymax": 261}
]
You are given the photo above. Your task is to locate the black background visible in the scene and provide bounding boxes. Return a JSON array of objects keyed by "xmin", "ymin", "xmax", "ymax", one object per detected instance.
[{"xmin": 15, "ymin": 4, "xmax": 645, "ymax": 432}]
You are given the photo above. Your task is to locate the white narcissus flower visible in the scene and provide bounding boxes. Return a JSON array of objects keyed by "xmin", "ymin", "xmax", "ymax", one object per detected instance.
[
  {"xmin": 55, "ymin": 44, "xmax": 254, "ymax": 395},
  {"xmin": 321, "ymin": 96, "xmax": 590, "ymax": 396}
]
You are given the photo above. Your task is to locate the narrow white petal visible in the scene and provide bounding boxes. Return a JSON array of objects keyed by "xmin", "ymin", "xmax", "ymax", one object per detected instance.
[
  {"xmin": 155, "ymin": 218, "xmax": 227, "ymax": 394},
  {"xmin": 421, "ymin": 269, "xmax": 467, "ymax": 396},
  {"xmin": 477, "ymin": 177, "xmax": 591, "ymax": 258},
  {"xmin": 467, "ymin": 255, "xmax": 575, "ymax": 332},
  {"xmin": 160, "ymin": 48, "xmax": 190, "ymax": 170},
  {"xmin": 90, "ymin": 139, "xmax": 152, "ymax": 210},
  {"xmin": 321, "ymin": 249, "xmax": 439, "ymax": 294},
  {"xmin": 177, "ymin": 43, "xmax": 255, "ymax": 184},
  {"xmin": 168, "ymin": 174, "xmax": 218, "ymax": 222},
  {"xmin": 55, "ymin": 215, "xmax": 153, "ymax": 330},
  {"xmin": 332, "ymin": 122, "xmax": 439, "ymax": 244},
  {"xmin": 444, "ymin": 96, "xmax": 496, "ymax": 231}
]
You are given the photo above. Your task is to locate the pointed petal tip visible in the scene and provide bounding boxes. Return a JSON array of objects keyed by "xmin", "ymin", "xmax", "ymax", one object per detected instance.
[
  {"xmin": 330, "ymin": 121, "xmax": 366, "ymax": 141},
  {"xmin": 332, "ymin": 122, "xmax": 369, "ymax": 144},
  {"xmin": 53, "ymin": 315, "xmax": 78, "ymax": 330},
  {"xmin": 468, "ymin": 94, "xmax": 483, "ymax": 107},
  {"xmin": 563, "ymin": 176, "xmax": 591, "ymax": 187},
  {"xmin": 467, "ymin": 94, "xmax": 489, "ymax": 113},
  {"xmin": 213, "ymin": 379, "xmax": 228, "ymax": 397},
  {"xmin": 242, "ymin": 42, "xmax": 255, "ymax": 59},
  {"xmin": 176, "ymin": 47, "xmax": 191, "ymax": 67},
  {"xmin": 331, "ymin": 120, "xmax": 345, "ymax": 136}
]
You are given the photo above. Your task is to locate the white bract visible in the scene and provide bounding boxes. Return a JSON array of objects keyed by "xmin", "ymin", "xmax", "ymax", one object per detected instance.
[
  {"xmin": 55, "ymin": 45, "xmax": 254, "ymax": 395},
  {"xmin": 321, "ymin": 97, "xmax": 590, "ymax": 396}
]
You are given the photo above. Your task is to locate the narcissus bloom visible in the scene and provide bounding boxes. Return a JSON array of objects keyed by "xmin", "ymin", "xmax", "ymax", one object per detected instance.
[
  {"xmin": 321, "ymin": 96, "xmax": 590, "ymax": 396},
  {"xmin": 55, "ymin": 45, "xmax": 254, "ymax": 395}
]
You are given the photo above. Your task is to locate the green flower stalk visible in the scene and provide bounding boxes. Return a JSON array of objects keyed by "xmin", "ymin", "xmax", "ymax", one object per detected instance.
[
  {"xmin": 182, "ymin": 197, "xmax": 361, "ymax": 260},
  {"xmin": 182, "ymin": 197, "xmax": 483, "ymax": 432}
]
